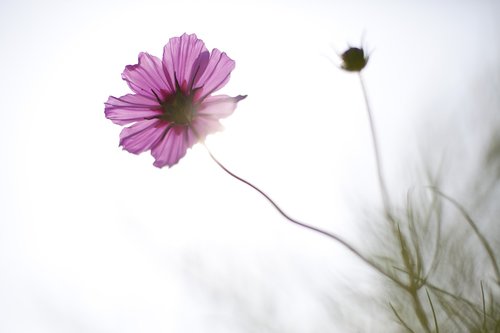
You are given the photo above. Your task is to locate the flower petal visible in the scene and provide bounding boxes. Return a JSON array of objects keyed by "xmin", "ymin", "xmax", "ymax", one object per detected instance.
[
  {"xmin": 151, "ymin": 126, "xmax": 194, "ymax": 168},
  {"xmin": 197, "ymin": 94, "xmax": 246, "ymax": 119},
  {"xmin": 162, "ymin": 33, "xmax": 209, "ymax": 92},
  {"xmin": 191, "ymin": 115, "xmax": 224, "ymax": 140},
  {"xmin": 105, "ymin": 94, "xmax": 162, "ymax": 125},
  {"xmin": 190, "ymin": 95, "xmax": 246, "ymax": 140},
  {"xmin": 122, "ymin": 52, "xmax": 172, "ymax": 99},
  {"xmin": 193, "ymin": 49, "xmax": 235, "ymax": 99},
  {"xmin": 119, "ymin": 119, "xmax": 169, "ymax": 154}
]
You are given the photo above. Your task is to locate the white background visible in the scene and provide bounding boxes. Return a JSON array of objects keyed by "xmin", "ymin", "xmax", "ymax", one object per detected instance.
[{"xmin": 1, "ymin": 0, "xmax": 499, "ymax": 331}]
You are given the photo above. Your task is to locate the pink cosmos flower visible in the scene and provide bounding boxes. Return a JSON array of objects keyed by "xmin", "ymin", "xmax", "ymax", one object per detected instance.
[{"xmin": 105, "ymin": 33, "xmax": 246, "ymax": 168}]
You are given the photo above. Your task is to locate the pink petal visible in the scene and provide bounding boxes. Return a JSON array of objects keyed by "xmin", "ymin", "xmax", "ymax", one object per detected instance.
[
  {"xmin": 197, "ymin": 95, "xmax": 246, "ymax": 119},
  {"xmin": 162, "ymin": 33, "xmax": 209, "ymax": 92},
  {"xmin": 190, "ymin": 115, "xmax": 224, "ymax": 140},
  {"xmin": 151, "ymin": 126, "xmax": 194, "ymax": 168},
  {"xmin": 190, "ymin": 95, "xmax": 246, "ymax": 140},
  {"xmin": 193, "ymin": 49, "xmax": 235, "ymax": 99},
  {"xmin": 119, "ymin": 119, "xmax": 169, "ymax": 154},
  {"xmin": 105, "ymin": 94, "xmax": 162, "ymax": 125},
  {"xmin": 122, "ymin": 52, "xmax": 172, "ymax": 99}
]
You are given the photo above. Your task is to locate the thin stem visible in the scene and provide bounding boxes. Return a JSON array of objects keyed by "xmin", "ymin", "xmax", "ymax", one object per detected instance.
[
  {"xmin": 480, "ymin": 281, "xmax": 487, "ymax": 331},
  {"xmin": 396, "ymin": 223, "xmax": 431, "ymax": 332},
  {"xmin": 430, "ymin": 187, "xmax": 500, "ymax": 284},
  {"xmin": 204, "ymin": 143, "xmax": 404, "ymax": 287},
  {"xmin": 410, "ymin": 288, "xmax": 431, "ymax": 333},
  {"xmin": 425, "ymin": 282, "xmax": 485, "ymax": 317},
  {"xmin": 390, "ymin": 303, "xmax": 417, "ymax": 333},
  {"xmin": 358, "ymin": 73, "xmax": 391, "ymax": 217},
  {"xmin": 426, "ymin": 288, "xmax": 440, "ymax": 333}
]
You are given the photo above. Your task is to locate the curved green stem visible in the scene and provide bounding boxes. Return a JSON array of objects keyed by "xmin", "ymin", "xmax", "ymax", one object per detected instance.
[{"xmin": 204, "ymin": 144, "xmax": 404, "ymax": 287}]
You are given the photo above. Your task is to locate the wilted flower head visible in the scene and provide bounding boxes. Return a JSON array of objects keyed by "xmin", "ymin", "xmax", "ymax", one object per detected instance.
[
  {"xmin": 340, "ymin": 46, "xmax": 369, "ymax": 72},
  {"xmin": 105, "ymin": 33, "xmax": 246, "ymax": 168}
]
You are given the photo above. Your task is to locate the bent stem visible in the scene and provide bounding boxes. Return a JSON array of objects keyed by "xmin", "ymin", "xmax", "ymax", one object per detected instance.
[
  {"xmin": 430, "ymin": 187, "xmax": 500, "ymax": 284},
  {"xmin": 359, "ymin": 73, "xmax": 392, "ymax": 218},
  {"xmin": 203, "ymin": 143, "xmax": 403, "ymax": 288}
]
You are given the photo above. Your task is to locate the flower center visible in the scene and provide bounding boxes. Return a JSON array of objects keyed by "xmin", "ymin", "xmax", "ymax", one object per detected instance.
[{"xmin": 157, "ymin": 90, "xmax": 195, "ymax": 125}]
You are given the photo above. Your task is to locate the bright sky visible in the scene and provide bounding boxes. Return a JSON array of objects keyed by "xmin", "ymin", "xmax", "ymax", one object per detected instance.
[{"xmin": 1, "ymin": 0, "xmax": 499, "ymax": 331}]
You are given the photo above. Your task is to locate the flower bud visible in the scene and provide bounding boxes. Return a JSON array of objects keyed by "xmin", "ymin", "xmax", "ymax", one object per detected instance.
[{"xmin": 340, "ymin": 47, "xmax": 368, "ymax": 72}]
